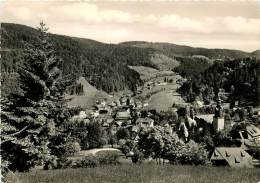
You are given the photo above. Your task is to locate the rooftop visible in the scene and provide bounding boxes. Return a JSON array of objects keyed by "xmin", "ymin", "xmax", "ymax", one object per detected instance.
[
  {"xmin": 211, "ymin": 147, "xmax": 253, "ymax": 168},
  {"xmin": 246, "ymin": 125, "xmax": 260, "ymax": 138},
  {"xmin": 195, "ymin": 114, "xmax": 214, "ymax": 124},
  {"xmin": 115, "ymin": 111, "xmax": 131, "ymax": 120}
]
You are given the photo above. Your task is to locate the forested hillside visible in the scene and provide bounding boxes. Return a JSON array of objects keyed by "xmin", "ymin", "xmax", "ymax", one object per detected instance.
[
  {"xmin": 121, "ymin": 41, "xmax": 259, "ymax": 59},
  {"xmin": 1, "ymin": 23, "xmax": 259, "ymax": 98},
  {"xmin": 178, "ymin": 57, "xmax": 260, "ymax": 106},
  {"xmin": 1, "ymin": 23, "xmax": 156, "ymax": 96}
]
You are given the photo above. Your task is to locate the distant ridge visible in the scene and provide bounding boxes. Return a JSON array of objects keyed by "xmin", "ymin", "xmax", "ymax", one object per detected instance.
[
  {"xmin": 251, "ymin": 50, "xmax": 260, "ymax": 58},
  {"xmin": 120, "ymin": 41, "xmax": 258, "ymax": 59}
]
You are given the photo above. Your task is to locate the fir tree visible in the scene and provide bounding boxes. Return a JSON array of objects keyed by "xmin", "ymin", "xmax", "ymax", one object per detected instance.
[{"xmin": 1, "ymin": 22, "xmax": 72, "ymax": 173}]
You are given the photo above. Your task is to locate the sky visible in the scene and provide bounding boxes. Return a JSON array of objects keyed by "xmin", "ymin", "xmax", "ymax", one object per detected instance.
[{"xmin": 1, "ymin": 0, "xmax": 260, "ymax": 52}]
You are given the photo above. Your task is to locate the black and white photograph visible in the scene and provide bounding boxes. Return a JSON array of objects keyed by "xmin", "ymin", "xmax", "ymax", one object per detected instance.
[{"xmin": 0, "ymin": 0, "xmax": 260, "ymax": 182}]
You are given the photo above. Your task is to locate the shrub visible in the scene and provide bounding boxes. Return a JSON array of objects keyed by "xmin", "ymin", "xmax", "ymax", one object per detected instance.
[
  {"xmin": 213, "ymin": 128, "xmax": 233, "ymax": 147},
  {"xmin": 119, "ymin": 139, "xmax": 135, "ymax": 156},
  {"xmin": 74, "ymin": 155, "xmax": 100, "ymax": 168},
  {"xmin": 118, "ymin": 139, "xmax": 126, "ymax": 147},
  {"xmin": 121, "ymin": 144, "xmax": 131, "ymax": 156},
  {"xmin": 56, "ymin": 141, "xmax": 81, "ymax": 157},
  {"xmin": 67, "ymin": 142, "xmax": 81, "ymax": 156},
  {"xmin": 72, "ymin": 151, "xmax": 120, "ymax": 169},
  {"xmin": 100, "ymin": 137, "xmax": 108, "ymax": 147},
  {"xmin": 54, "ymin": 157, "xmax": 73, "ymax": 169},
  {"xmin": 169, "ymin": 140, "xmax": 209, "ymax": 165},
  {"xmin": 116, "ymin": 128, "xmax": 130, "ymax": 140},
  {"xmin": 95, "ymin": 151, "xmax": 120, "ymax": 165},
  {"xmin": 131, "ymin": 150, "xmax": 144, "ymax": 164}
]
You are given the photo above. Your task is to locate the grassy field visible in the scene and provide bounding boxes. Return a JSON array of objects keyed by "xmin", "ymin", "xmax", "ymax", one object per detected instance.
[
  {"xmin": 139, "ymin": 73, "xmax": 187, "ymax": 112},
  {"xmin": 6, "ymin": 164, "xmax": 260, "ymax": 183},
  {"xmin": 128, "ymin": 66, "xmax": 175, "ymax": 82},
  {"xmin": 66, "ymin": 77, "xmax": 115, "ymax": 109}
]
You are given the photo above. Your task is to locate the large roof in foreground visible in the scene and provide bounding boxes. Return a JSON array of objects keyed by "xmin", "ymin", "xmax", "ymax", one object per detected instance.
[{"xmin": 211, "ymin": 147, "xmax": 253, "ymax": 168}]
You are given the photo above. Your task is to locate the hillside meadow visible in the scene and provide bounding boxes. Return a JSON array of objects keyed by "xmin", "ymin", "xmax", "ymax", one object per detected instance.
[{"xmin": 6, "ymin": 164, "xmax": 260, "ymax": 183}]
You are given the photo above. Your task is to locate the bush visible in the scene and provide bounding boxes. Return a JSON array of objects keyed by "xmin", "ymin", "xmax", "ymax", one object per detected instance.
[
  {"xmin": 72, "ymin": 151, "xmax": 120, "ymax": 169},
  {"xmin": 213, "ymin": 128, "xmax": 233, "ymax": 147},
  {"xmin": 58, "ymin": 141, "xmax": 81, "ymax": 157},
  {"xmin": 74, "ymin": 155, "xmax": 100, "ymax": 168},
  {"xmin": 116, "ymin": 128, "xmax": 130, "ymax": 140},
  {"xmin": 95, "ymin": 151, "xmax": 120, "ymax": 165},
  {"xmin": 169, "ymin": 140, "xmax": 209, "ymax": 165},
  {"xmin": 131, "ymin": 150, "xmax": 144, "ymax": 164},
  {"xmin": 68, "ymin": 142, "xmax": 81, "ymax": 155},
  {"xmin": 54, "ymin": 157, "xmax": 73, "ymax": 169}
]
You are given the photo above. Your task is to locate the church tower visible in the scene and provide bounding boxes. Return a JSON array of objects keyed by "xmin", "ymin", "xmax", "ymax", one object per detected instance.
[{"xmin": 213, "ymin": 98, "xmax": 225, "ymax": 132}]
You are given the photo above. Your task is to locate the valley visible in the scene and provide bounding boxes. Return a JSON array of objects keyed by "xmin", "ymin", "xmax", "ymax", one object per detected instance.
[{"xmin": 1, "ymin": 22, "xmax": 260, "ymax": 183}]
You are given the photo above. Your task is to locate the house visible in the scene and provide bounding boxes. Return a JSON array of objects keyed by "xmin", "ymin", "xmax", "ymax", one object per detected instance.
[
  {"xmin": 119, "ymin": 97, "xmax": 128, "ymax": 105},
  {"xmin": 108, "ymin": 102, "xmax": 117, "ymax": 108},
  {"xmin": 143, "ymin": 103, "xmax": 149, "ymax": 107},
  {"xmin": 135, "ymin": 101, "xmax": 143, "ymax": 109},
  {"xmin": 100, "ymin": 100, "xmax": 106, "ymax": 106},
  {"xmin": 115, "ymin": 110, "xmax": 131, "ymax": 121},
  {"xmin": 129, "ymin": 98, "xmax": 135, "ymax": 106},
  {"xmin": 114, "ymin": 110, "xmax": 132, "ymax": 127},
  {"xmin": 92, "ymin": 111, "xmax": 99, "ymax": 118},
  {"xmin": 71, "ymin": 111, "xmax": 87, "ymax": 121},
  {"xmin": 210, "ymin": 147, "xmax": 253, "ymax": 168},
  {"xmin": 102, "ymin": 118, "xmax": 114, "ymax": 128},
  {"xmin": 229, "ymin": 126, "xmax": 259, "ymax": 150},
  {"xmin": 234, "ymin": 125, "xmax": 260, "ymax": 149},
  {"xmin": 246, "ymin": 125, "xmax": 260, "ymax": 140},
  {"xmin": 135, "ymin": 117, "xmax": 154, "ymax": 128}
]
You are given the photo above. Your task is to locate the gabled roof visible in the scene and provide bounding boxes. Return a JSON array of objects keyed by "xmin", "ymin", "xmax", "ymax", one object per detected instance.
[
  {"xmin": 246, "ymin": 125, "xmax": 260, "ymax": 138},
  {"xmin": 195, "ymin": 114, "xmax": 214, "ymax": 124},
  {"xmin": 211, "ymin": 147, "xmax": 253, "ymax": 168},
  {"xmin": 115, "ymin": 111, "xmax": 131, "ymax": 120}
]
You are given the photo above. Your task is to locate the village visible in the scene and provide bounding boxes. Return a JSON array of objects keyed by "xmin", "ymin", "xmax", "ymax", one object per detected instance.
[{"xmin": 69, "ymin": 73, "xmax": 260, "ymax": 168}]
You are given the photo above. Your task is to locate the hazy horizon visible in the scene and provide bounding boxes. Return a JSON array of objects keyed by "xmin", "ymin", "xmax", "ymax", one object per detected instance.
[{"xmin": 1, "ymin": 0, "xmax": 260, "ymax": 52}]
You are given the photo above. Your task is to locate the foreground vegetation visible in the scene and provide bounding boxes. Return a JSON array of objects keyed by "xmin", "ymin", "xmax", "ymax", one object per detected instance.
[{"xmin": 6, "ymin": 164, "xmax": 260, "ymax": 183}]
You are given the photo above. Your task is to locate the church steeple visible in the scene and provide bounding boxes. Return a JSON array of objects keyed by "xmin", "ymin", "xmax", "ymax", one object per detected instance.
[{"xmin": 213, "ymin": 90, "xmax": 225, "ymax": 132}]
